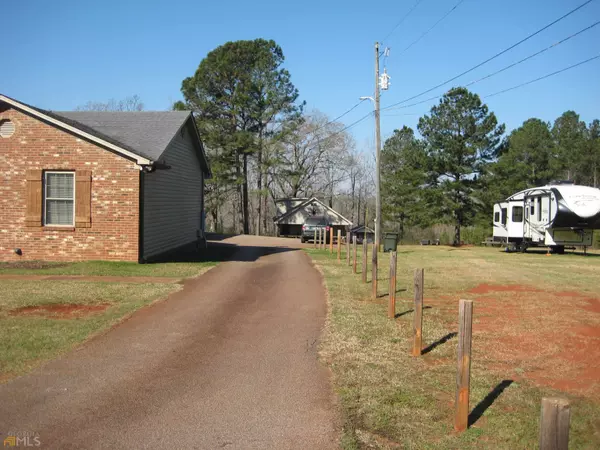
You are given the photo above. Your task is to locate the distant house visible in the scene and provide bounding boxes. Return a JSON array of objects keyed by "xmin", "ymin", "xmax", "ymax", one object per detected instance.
[
  {"xmin": 350, "ymin": 225, "xmax": 375, "ymax": 244},
  {"xmin": 273, "ymin": 197, "xmax": 352, "ymax": 237},
  {"xmin": 0, "ymin": 94, "xmax": 211, "ymax": 262}
]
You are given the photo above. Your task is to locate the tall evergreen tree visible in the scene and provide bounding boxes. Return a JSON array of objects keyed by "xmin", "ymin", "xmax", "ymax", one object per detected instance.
[
  {"xmin": 381, "ymin": 126, "xmax": 434, "ymax": 238},
  {"xmin": 551, "ymin": 111, "xmax": 587, "ymax": 183},
  {"xmin": 418, "ymin": 87, "xmax": 504, "ymax": 244},
  {"xmin": 179, "ymin": 39, "xmax": 302, "ymax": 234},
  {"xmin": 582, "ymin": 119, "xmax": 600, "ymax": 188}
]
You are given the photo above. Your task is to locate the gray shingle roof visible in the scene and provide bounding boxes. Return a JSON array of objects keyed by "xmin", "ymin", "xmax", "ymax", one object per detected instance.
[{"xmin": 53, "ymin": 111, "xmax": 191, "ymax": 162}]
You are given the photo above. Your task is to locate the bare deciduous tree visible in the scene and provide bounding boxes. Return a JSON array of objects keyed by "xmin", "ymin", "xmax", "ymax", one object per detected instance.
[{"xmin": 76, "ymin": 95, "xmax": 144, "ymax": 112}]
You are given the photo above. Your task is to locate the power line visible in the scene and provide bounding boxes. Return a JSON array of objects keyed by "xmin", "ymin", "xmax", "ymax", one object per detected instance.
[
  {"xmin": 381, "ymin": 0, "xmax": 594, "ymax": 111},
  {"xmin": 385, "ymin": 19, "xmax": 600, "ymax": 111},
  {"xmin": 465, "ymin": 20, "xmax": 600, "ymax": 88},
  {"xmin": 271, "ymin": 100, "xmax": 366, "ymax": 135},
  {"xmin": 314, "ymin": 111, "xmax": 374, "ymax": 145},
  {"xmin": 397, "ymin": 0, "xmax": 466, "ymax": 56},
  {"xmin": 383, "ymin": 52, "xmax": 600, "ymax": 115},
  {"xmin": 325, "ymin": 101, "xmax": 365, "ymax": 128},
  {"xmin": 381, "ymin": 0, "xmax": 427, "ymax": 44},
  {"xmin": 484, "ymin": 53, "xmax": 600, "ymax": 99}
]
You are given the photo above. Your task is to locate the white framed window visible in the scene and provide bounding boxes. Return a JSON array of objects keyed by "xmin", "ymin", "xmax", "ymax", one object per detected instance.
[{"xmin": 44, "ymin": 171, "xmax": 75, "ymax": 226}]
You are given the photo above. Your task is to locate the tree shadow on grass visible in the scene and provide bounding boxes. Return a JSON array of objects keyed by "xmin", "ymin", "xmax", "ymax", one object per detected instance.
[
  {"xmin": 468, "ymin": 380, "xmax": 514, "ymax": 427},
  {"xmin": 394, "ymin": 305, "xmax": 432, "ymax": 318},
  {"xmin": 421, "ymin": 332, "xmax": 458, "ymax": 355}
]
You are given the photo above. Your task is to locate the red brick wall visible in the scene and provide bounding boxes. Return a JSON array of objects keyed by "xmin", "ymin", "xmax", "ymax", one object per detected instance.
[{"xmin": 0, "ymin": 104, "xmax": 140, "ymax": 262}]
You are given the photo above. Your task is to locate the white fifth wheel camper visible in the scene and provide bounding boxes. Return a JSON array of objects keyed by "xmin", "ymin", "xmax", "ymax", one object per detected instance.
[{"xmin": 492, "ymin": 181, "xmax": 600, "ymax": 253}]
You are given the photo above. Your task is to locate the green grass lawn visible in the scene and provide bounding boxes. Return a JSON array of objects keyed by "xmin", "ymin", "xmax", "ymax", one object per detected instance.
[
  {"xmin": 0, "ymin": 260, "xmax": 218, "ymax": 277},
  {"xmin": 307, "ymin": 245, "xmax": 600, "ymax": 449},
  {"xmin": 0, "ymin": 260, "xmax": 216, "ymax": 381}
]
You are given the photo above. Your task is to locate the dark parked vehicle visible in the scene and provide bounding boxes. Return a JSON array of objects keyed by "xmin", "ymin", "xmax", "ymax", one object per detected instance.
[{"xmin": 300, "ymin": 216, "xmax": 331, "ymax": 243}]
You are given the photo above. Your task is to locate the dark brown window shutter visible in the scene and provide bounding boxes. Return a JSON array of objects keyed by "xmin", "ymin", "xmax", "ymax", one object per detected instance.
[
  {"xmin": 25, "ymin": 170, "xmax": 43, "ymax": 227},
  {"xmin": 75, "ymin": 170, "xmax": 92, "ymax": 228}
]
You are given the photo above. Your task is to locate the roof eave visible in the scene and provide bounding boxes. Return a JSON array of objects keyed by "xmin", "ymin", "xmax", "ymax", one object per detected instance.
[
  {"xmin": 273, "ymin": 197, "xmax": 353, "ymax": 225},
  {"xmin": 0, "ymin": 94, "xmax": 152, "ymax": 166}
]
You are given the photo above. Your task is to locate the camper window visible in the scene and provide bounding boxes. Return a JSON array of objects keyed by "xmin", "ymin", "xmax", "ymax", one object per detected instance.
[
  {"xmin": 530, "ymin": 204, "xmax": 535, "ymax": 216},
  {"xmin": 494, "ymin": 212, "xmax": 500, "ymax": 223},
  {"xmin": 512, "ymin": 206, "xmax": 523, "ymax": 222},
  {"xmin": 537, "ymin": 198, "xmax": 542, "ymax": 221},
  {"xmin": 501, "ymin": 208, "xmax": 507, "ymax": 225}
]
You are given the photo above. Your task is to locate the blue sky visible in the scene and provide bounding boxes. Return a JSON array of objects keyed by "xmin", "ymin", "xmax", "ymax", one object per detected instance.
[{"xmin": 3, "ymin": 0, "xmax": 599, "ymax": 151}]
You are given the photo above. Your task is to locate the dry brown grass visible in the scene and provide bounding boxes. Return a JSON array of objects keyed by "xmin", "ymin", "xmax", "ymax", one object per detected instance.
[{"xmin": 307, "ymin": 245, "xmax": 600, "ymax": 449}]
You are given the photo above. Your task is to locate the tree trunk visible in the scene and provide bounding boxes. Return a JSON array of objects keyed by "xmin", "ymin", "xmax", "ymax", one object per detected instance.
[
  {"xmin": 350, "ymin": 174, "xmax": 356, "ymax": 224},
  {"xmin": 256, "ymin": 128, "xmax": 263, "ymax": 236},
  {"xmin": 454, "ymin": 223, "xmax": 461, "ymax": 247},
  {"xmin": 262, "ymin": 190, "xmax": 268, "ymax": 235},
  {"xmin": 236, "ymin": 153, "xmax": 244, "ymax": 234},
  {"xmin": 242, "ymin": 152, "xmax": 250, "ymax": 235},
  {"xmin": 211, "ymin": 208, "xmax": 218, "ymax": 233},
  {"xmin": 357, "ymin": 188, "xmax": 362, "ymax": 226}
]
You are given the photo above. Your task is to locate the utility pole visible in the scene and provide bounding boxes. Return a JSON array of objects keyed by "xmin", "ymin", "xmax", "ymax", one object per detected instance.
[{"xmin": 374, "ymin": 41, "xmax": 382, "ymax": 249}]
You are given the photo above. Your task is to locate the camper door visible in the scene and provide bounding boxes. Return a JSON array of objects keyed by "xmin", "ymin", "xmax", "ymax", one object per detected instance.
[
  {"xmin": 493, "ymin": 203, "xmax": 508, "ymax": 240},
  {"xmin": 524, "ymin": 194, "xmax": 550, "ymax": 243},
  {"xmin": 507, "ymin": 202, "xmax": 525, "ymax": 239}
]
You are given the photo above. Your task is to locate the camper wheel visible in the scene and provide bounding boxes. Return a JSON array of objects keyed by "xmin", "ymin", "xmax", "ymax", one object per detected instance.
[{"xmin": 550, "ymin": 245, "xmax": 565, "ymax": 255}]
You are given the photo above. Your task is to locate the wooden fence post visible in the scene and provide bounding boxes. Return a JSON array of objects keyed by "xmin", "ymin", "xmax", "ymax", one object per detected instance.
[
  {"xmin": 388, "ymin": 251, "xmax": 397, "ymax": 319},
  {"xmin": 329, "ymin": 227, "xmax": 334, "ymax": 253},
  {"xmin": 372, "ymin": 243, "xmax": 378, "ymax": 298},
  {"xmin": 337, "ymin": 230, "xmax": 342, "ymax": 261},
  {"xmin": 320, "ymin": 228, "xmax": 324, "ymax": 250},
  {"xmin": 353, "ymin": 236, "xmax": 358, "ymax": 274},
  {"xmin": 412, "ymin": 268, "xmax": 424, "ymax": 356},
  {"xmin": 314, "ymin": 229, "xmax": 317, "ymax": 249},
  {"xmin": 454, "ymin": 299, "xmax": 473, "ymax": 432},
  {"xmin": 362, "ymin": 239, "xmax": 368, "ymax": 283},
  {"xmin": 346, "ymin": 232, "xmax": 351, "ymax": 266},
  {"xmin": 540, "ymin": 398, "xmax": 570, "ymax": 450}
]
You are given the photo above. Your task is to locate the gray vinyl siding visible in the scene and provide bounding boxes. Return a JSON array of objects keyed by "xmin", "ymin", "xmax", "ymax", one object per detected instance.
[{"xmin": 142, "ymin": 121, "xmax": 204, "ymax": 259}]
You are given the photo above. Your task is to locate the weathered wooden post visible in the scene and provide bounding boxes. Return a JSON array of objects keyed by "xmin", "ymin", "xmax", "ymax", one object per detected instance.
[
  {"xmin": 337, "ymin": 230, "xmax": 342, "ymax": 261},
  {"xmin": 372, "ymin": 243, "xmax": 378, "ymax": 298},
  {"xmin": 412, "ymin": 268, "xmax": 424, "ymax": 356},
  {"xmin": 314, "ymin": 228, "xmax": 317, "ymax": 249},
  {"xmin": 352, "ymin": 236, "xmax": 358, "ymax": 274},
  {"xmin": 362, "ymin": 239, "xmax": 368, "ymax": 283},
  {"xmin": 454, "ymin": 299, "xmax": 473, "ymax": 432},
  {"xmin": 540, "ymin": 398, "xmax": 570, "ymax": 450},
  {"xmin": 346, "ymin": 231, "xmax": 351, "ymax": 266},
  {"xmin": 320, "ymin": 228, "xmax": 324, "ymax": 250},
  {"xmin": 329, "ymin": 227, "xmax": 334, "ymax": 253},
  {"xmin": 388, "ymin": 251, "xmax": 397, "ymax": 319}
]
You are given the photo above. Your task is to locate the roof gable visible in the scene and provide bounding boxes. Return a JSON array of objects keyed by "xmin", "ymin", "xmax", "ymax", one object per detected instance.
[
  {"xmin": 0, "ymin": 94, "xmax": 210, "ymax": 176},
  {"xmin": 273, "ymin": 197, "xmax": 352, "ymax": 225},
  {"xmin": 54, "ymin": 111, "xmax": 190, "ymax": 162}
]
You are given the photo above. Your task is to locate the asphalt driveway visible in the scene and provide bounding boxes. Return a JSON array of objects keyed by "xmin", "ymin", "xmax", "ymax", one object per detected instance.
[{"xmin": 0, "ymin": 236, "xmax": 338, "ymax": 449}]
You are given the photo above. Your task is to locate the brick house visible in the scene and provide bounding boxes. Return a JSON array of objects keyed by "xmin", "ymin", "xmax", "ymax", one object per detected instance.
[{"xmin": 0, "ymin": 94, "xmax": 211, "ymax": 262}]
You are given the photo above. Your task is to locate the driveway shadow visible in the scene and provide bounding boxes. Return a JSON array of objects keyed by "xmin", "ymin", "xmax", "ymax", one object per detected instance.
[{"xmin": 148, "ymin": 240, "xmax": 300, "ymax": 264}]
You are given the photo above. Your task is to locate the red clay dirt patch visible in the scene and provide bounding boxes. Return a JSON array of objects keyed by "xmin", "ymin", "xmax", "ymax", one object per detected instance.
[
  {"xmin": 10, "ymin": 303, "xmax": 111, "ymax": 319},
  {"xmin": 583, "ymin": 298, "xmax": 600, "ymax": 314},
  {"xmin": 467, "ymin": 284, "xmax": 600, "ymax": 400}
]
